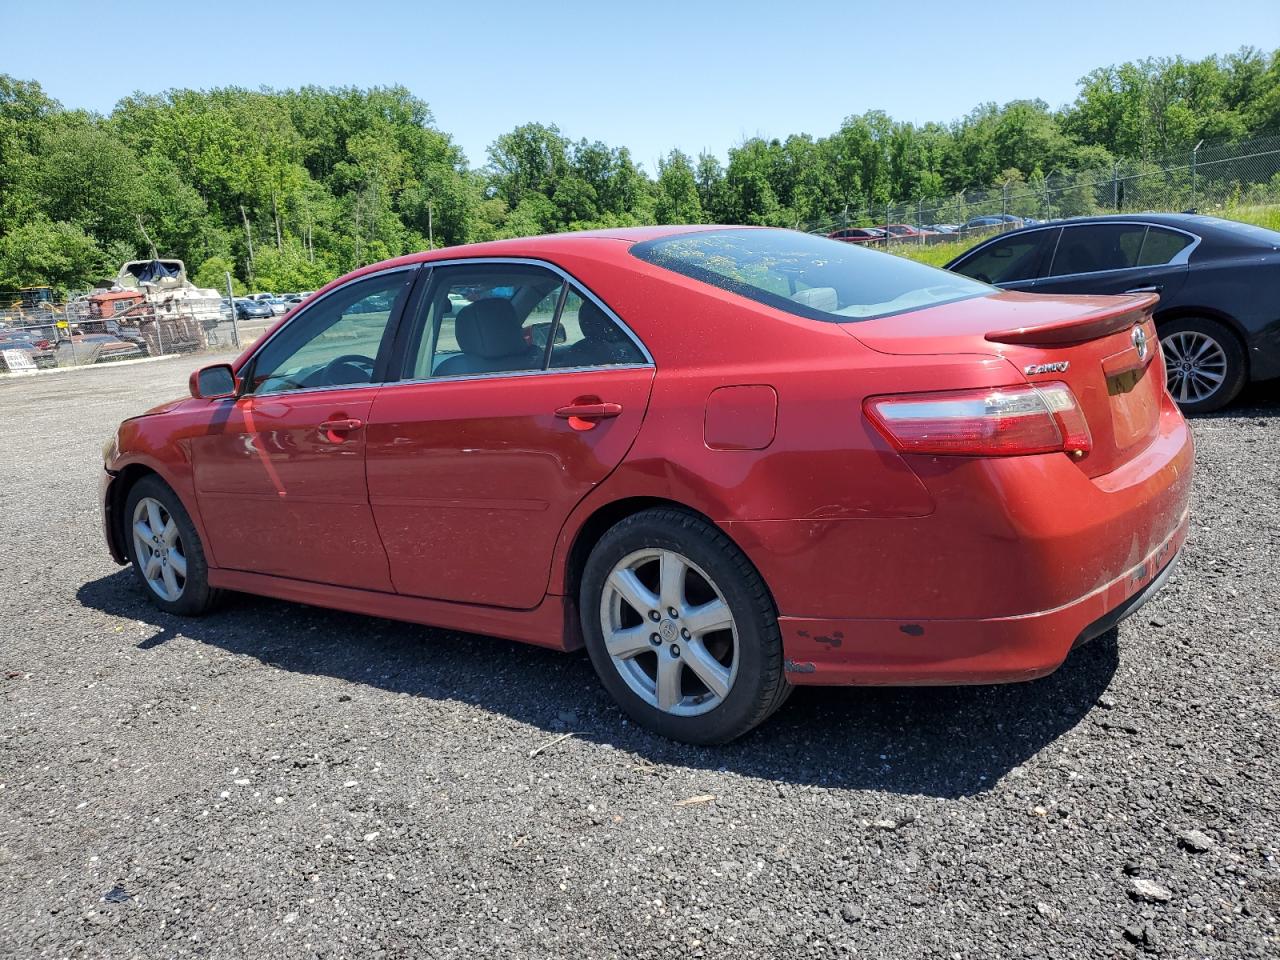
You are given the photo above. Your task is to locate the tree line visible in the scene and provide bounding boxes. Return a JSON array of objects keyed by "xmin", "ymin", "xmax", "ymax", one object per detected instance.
[{"xmin": 1, "ymin": 46, "xmax": 1277, "ymax": 294}]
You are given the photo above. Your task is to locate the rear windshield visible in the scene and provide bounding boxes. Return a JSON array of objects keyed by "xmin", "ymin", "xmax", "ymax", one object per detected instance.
[
  {"xmin": 630, "ymin": 228, "xmax": 987, "ymax": 322},
  {"xmin": 1195, "ymin": 216, "xmax": 1280, "ymax": 249}
]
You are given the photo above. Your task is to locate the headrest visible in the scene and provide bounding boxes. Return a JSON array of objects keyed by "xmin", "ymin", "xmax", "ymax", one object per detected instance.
[
  {"xmin": 791, "ymin": 286, "xmax": 839, "ymax": 312},
  {"xmin": 578, "ymin": 300, "xmax": 623, "ymax": 342},
  {"xmin": 455, "ymin": 298, "xmax": 526, "ymax": 358}
]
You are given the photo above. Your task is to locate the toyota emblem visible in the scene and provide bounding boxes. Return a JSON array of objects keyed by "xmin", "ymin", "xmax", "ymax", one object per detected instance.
[{"xmin": 1132, "ymin": 325, "xmax": 1148, "ymax": 360}]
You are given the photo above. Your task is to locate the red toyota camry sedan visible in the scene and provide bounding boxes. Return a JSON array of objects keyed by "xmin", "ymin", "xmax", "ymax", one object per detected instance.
[{"xmin": 100, "ymin": 227, "xmax": 1193, "ymax": 744}]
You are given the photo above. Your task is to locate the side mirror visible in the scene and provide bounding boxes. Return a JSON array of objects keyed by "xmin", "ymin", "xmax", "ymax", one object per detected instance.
[{"xmin": 190, "ymin": 363, "xmax": 237, "ymax": 399}]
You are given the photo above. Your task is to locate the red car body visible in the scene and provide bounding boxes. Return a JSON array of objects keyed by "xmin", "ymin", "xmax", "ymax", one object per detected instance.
[{"xmin": 101, "ymin": 226, "xmax": 1192, "ymax": 693}]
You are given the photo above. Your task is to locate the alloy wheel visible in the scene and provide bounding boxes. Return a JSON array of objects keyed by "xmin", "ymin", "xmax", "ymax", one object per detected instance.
[
  {"xmin": 132, "ymin": 496, "xmax": 187, "ymax": 602},
  {"xmin": 1161, "ymin": 330, "xmax": 1228, "ymax": 405},
  {"xmin": 599, "ymin": 548, "xmax": 739, "ymax": 717}
]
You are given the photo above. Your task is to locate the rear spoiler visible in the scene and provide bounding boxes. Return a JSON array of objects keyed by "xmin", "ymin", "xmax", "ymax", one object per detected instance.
[{"xmin": 985, "ymin": 293, "xmax": 1158, "ymax": 346}]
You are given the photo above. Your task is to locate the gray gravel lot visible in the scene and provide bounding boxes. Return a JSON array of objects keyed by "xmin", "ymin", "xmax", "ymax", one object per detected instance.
[{"xmin": 1, "ymin": 355, "xmax": 1277, "ymax": 959}]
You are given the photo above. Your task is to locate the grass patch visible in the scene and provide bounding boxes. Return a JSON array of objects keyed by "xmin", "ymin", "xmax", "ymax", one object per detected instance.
[{"xmin": 886, "ymin": 238, "xmax": 979, "ymax": 267}]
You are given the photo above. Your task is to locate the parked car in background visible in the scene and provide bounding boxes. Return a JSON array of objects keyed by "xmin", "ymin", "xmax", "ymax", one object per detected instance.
[
  {"xmin": 1, "ymin": 327, "xmax": 58, "ymax": 367},
  {"xmin": 56, "ymin": 333, "xmax": 144, "ymax": 366},
  {"xmin": 883, "ymin": 224, "xmax": 936, "ymax": 240},
  {"xmin": 959, "ymin": 215, "xmax": 1018, "ymax": 234},
  {"xmin": 232, "ymin": 298, "xmax": 274, "ymax": 321},
  {"xmin": 945, "ymin": 213, "xmax": 1280, "ymax": 412},
  {"xmin": 265, "ymin": 297, "xmax": 292, "ymax": 316},
  {"xmin": 827, "ymin": 227, "xmax": 886, "ymax": 244},
  {"xmin": 101, "ymin": 225, "xmax": 1191, "ymax": 744}
]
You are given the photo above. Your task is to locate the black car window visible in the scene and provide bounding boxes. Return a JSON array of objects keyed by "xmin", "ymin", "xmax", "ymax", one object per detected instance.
[
  {"xmin": 1047, "ymin": 224, "xmax": 1148, "ymax": 276},
  {"xmin": 952, "ymin": 231, "xmax": 1054, "ymax": 285},
  {"xmin": 1136, "ymin": 227, "xmax": 1194, "ymax": 266}
]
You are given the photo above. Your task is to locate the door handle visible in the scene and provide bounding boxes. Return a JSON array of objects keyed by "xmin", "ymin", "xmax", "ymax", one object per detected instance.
[
  {"xmin": 319, "ymin": 418, "xmax": 363, "ymax": 433},
  {"xmin": 555, "ymin": 401, "xmax": 623, "ymax": 420},
  {"xmin": 1125, "ymin": 285, "xmax": 1162, "ymax": 294}
]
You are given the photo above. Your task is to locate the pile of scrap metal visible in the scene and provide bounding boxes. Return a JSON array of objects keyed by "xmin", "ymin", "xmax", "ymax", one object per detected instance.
[{"xmin": 61, "ymin": 260, "xmax": 223, "ymax": 364}]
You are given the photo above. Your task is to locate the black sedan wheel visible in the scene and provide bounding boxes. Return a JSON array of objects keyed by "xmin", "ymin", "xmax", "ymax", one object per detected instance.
[{"xmin": 1159, "ymin": 317, "xmax": 1246, "ymax": 414}]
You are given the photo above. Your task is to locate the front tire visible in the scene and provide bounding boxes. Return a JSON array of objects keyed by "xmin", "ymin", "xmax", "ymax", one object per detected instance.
[
  {"xmin": 124, "ymin": 475, "xmax": 220, "ymax": 616},
  {"xmin": 579, "ymin": 508, "xmax": 790, "ymax": 745},
  {"xmin": 1159, "ymin": 316, "xmax": 1246, "ymax": 413}
]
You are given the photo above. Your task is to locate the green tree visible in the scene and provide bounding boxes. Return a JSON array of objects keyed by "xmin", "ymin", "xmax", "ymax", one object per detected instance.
[{"xmin": 654, "ymin": 150, "xmax": 704, "ymax": 224}]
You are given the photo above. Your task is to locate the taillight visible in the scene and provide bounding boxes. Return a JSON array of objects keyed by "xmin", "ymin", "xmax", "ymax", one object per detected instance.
[{"xmin": 864, "ymin": 382, "xmax": 1092, "ymax": 457}]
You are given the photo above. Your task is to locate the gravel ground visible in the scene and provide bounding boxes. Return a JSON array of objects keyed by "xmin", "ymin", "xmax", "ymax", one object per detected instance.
[{"xmin": 1, "ymin": 356, "xmax": 1277, "ymax": 960}]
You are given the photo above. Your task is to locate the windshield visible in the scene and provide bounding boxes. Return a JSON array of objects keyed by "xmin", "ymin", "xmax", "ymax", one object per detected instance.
[{"xmin": 630, "ymin": 228, "xmax": 988, "ymax": 322}]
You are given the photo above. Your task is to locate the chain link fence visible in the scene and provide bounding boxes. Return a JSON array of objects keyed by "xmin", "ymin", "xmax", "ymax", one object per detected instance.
[
  {"xmin": 1, "ymin": 287, "xmax": 256, "ymax": 375},
  {"xmin": 804, "ymin": 133, "xmax": 1280, "ymax": 246}
]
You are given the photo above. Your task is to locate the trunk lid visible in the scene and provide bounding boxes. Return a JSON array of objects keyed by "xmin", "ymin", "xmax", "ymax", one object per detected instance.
[{"xmin": 847, "ymin": 291, "xmax": 1165, "ymax": 478}]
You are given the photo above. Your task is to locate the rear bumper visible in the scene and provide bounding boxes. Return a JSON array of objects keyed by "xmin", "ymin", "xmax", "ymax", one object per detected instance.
[
  {"xmin": 778, "ymin": 512, "xmax": 1186, "ymax": 685},
  {"xmin": 726, "ymin": 392, "xmax": 1194, "ymax": 686}
]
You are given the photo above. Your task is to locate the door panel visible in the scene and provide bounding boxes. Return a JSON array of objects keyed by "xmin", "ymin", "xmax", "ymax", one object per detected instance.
[
  {"xmin": 191, "ymin": 388, "xmax": 393, "ymax": 591},
  {"xmin": 365, "ymin": 368, "xmax": 654, "ymax": 608},
  {"xmin": 1033, "ymin": 263, "xmax": 1189, "ymax": 299}
]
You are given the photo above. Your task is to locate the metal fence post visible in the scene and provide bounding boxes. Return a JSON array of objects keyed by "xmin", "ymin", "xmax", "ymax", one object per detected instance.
[
  {"xmin": 1191, "ymin": 140, "xmax": 1203, "ymax": 211},
  {"xmin": 1112, "ymin": 162, "xmax": 1120, "ymax": 212},
  {"xmin": 225, "ymin": 271, "xmax": 240, "ymax": 348}
]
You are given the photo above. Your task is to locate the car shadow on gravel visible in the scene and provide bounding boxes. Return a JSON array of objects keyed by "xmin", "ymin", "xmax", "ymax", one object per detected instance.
[
  {"xmin": 78, "ymin": 570, "xmax": 1118, "ymax": 799},
  {"xmin": 1204, "ymin": 379, "xmax": 1280, "ymax": 418}
]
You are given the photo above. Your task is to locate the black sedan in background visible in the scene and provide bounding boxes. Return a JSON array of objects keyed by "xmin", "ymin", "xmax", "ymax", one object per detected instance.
[{"xmin": 946, "ymin": 214, "xmax": 1280, "ymax": 412}]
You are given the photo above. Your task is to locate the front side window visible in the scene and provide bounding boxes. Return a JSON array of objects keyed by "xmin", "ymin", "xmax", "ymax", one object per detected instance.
[
  {"xmin": 952, "ymin": 231, "xmax": 1055, "ymax": 285},
  {"xmin": 1047, "ymin": 224, "xmax": 1147, "ymax": 277},
  {"xmin": 632, "ymin": 228, "xmax": 987, "ymax": 322},
  {"xmin": 246, "ymin": 270, "xmax": 411, "ymax": 395}
]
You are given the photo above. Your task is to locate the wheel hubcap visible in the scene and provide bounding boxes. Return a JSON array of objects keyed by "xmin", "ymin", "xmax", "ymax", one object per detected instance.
[
  {"xmin": 132, "ymin": 497, "xmax": 187, "ymax": 602},
  {"xmin": 600, "ymin": 548, "xmax": 739, "ymax": 717},
  {"xmin": 1161, "ymin": 331, "xmax": 1227, "ymax": 404}
]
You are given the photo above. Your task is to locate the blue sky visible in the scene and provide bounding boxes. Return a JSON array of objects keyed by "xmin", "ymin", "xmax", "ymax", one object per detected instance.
[{"xmin": 3, "ymin": 0, "xmax": 1277, "ymax": 172}]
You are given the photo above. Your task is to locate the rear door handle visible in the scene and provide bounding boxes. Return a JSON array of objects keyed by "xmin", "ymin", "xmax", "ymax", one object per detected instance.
[
  {"xmin": 319, "ymin": 418, "xmax": 363, "ymax": 432},
  {"xmin": 1125, "ymin": 285, "xmax": 1162, "ymax": 294}
]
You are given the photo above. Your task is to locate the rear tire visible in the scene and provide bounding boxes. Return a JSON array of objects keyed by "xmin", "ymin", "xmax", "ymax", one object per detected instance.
[
  {"xmin": 124, "ymin": 475, "xmax": 220, "ymax": 616},
  {"xmin": 1159, "ymin": 316, "xmax": 1246, "ymax": 414},
  {"xmin": 579, "ymin": 508, "xmax": 790, "ymax": 745}
]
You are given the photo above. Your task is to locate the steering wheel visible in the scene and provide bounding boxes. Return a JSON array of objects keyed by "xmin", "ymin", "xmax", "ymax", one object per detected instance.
[{"xmin": 322, "ymin": 353, "xmax": 375, "ymax": 386}]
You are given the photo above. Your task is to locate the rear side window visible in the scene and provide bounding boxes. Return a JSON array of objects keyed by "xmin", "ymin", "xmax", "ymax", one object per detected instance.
[
  {"xmin": 1047, "ymin": 224, "xmax": 1147, "ymax": 276},
  {"xmin": 952, "ymin": 231, "xmax": 1055, "ymax": 284},
  {"xmin": 549, "ymin": 287, "xmax": 646, "ymax": 368},
  {"xmin": 631, "ymin": 228, "xmax": 987, "ymax": 322},
  {"xmin": 1137, "ymin": 227, "xmax": 1194, "ymax": 266}
]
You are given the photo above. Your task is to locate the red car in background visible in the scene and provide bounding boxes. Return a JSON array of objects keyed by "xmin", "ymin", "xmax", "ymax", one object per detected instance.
[
  {"xmin": 827, "ymin": 227, "xmax": 886, "ymax": 244},
  {"xmin": 100, "ymin": 227, "xmax": 1192, "ymax": 744}
]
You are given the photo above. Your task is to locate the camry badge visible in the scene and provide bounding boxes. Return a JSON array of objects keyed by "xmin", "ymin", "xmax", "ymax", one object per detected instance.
[
  {"xmin": 1024, "ymin": 360, "xmax": 1070, "ymax": 375},
  {"xmin": 1132, "ymin": 326, "xmax": 1149, "ymax": 360}
]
